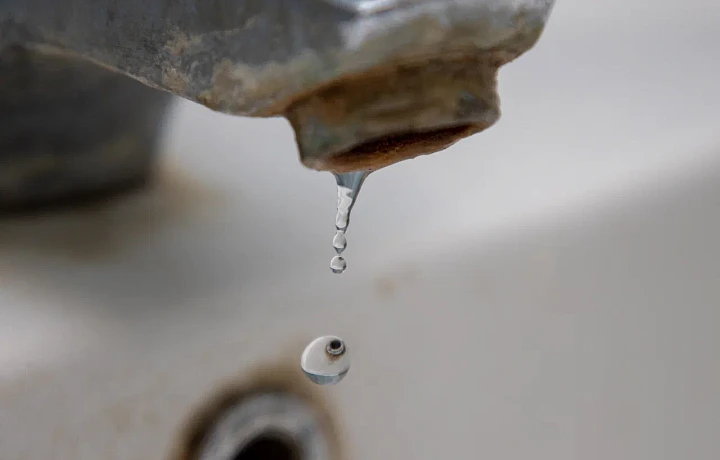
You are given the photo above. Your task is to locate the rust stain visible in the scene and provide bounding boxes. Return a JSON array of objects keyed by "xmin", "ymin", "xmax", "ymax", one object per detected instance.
[
  {"xmin": 169, "ymin": 353, "xmax": 344, "ymax": 460},
  {"xmin": 164, "ymin": 32, "xmax": 204, "ymax": 57},
  {"xmin": 0, "ymin": 163, "xmax": 225, "ymax": 262},
  {"xmin": 373, "ymin": 267, "xmax": 422, "ymax": 300},
  {"xmin": 197, "ymin": 52, "xmax": 325, "ymax": 117},
  {"xmin": 182, "ymin": 10, "xmax": 545, "ymax": 120},
  {"xmin": 284, "ymin": 55, "xmax": 501, "ymax": 173},
  {"xmin": 107, "ymin": 402, "xmax": 134, "ymax": 435},
  {"xmin": 101, "ymin": 397, "xmax": 164, "ymax": 436},
  {"xmin": 162, "ymin": 31, "xmax": 204, "ymax": 95},
  {"xmin": 162, "ymin": 67, "xmax": 191, "ymax": 95},
  {"xmin": 374, "ymin": 277, "xmax": 398, "ymax": 300}
]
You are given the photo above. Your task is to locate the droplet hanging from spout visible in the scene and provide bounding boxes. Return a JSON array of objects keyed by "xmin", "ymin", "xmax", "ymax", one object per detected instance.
[{"xmin": 330, "ymin": 171, "xmax": 369, "ymax": 274}]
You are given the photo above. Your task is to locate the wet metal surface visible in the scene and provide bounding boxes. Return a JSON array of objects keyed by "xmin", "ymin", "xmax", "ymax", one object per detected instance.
[{"xmin": 301, "ymin": 336, "xmax": 351, "ymax": 385}]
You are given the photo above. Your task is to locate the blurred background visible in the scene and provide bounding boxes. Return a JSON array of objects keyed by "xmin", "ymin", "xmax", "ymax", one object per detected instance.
[{"xmin": 1, "ymin": 0, "xmax": 719, "ymax": 459}]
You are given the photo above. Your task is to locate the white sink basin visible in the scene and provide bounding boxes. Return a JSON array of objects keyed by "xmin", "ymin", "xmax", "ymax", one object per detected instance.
[{"xmin": 2, "ymin": 1, "xmax": 720, "ymax": 459}]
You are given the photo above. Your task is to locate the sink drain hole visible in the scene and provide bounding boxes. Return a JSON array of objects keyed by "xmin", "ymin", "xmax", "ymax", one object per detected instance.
[
  {"xmin": 189, "ymin": 391, "xmax": 334, "ymax": 460},
  {"xmin": 232, "ymin": 432, "xmax": 299, "ymax": 460}
]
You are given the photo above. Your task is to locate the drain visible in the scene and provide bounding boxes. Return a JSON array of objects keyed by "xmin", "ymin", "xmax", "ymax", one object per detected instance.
[
  {"xmin": 231, "ymin": 432, "xmax": 299, "ymax": 460},
  {"xmin": 196, "ymin": 392, "xmax": 334, "ymax": 460}
]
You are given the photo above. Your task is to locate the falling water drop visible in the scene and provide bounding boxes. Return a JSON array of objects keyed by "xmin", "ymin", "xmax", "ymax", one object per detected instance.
[
  {"xmin": 330, "ymin": 171, "xmax": 369, "ymax": 274},
  {"xmin": 330, "ymin": 255, "xmax": 347, "ymax": 274},
  {"xmin": 332, "ymin": 231, "xmax": 347, "ymax": 254}
]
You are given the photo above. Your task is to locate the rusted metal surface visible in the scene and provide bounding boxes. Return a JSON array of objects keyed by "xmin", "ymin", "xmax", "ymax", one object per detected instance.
[
  {"xmin": 0, "ymin": 0, "xmax": 555, "ymax": 178},
  {"xmin": 286, "ymin": 56, "xmax": 502, "ymax": 172},
  {"xmin": 1, "ymin": 1, "xmax": 553, "ymax": 116}
]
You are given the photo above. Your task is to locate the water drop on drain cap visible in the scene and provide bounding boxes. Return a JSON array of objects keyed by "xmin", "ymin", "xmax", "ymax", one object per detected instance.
[
  {"xmin": 330, "ymin": 256, "xmax": 346, "ymax": 274},
  {"xmin": 301, "ymin": 336, "xmax": 351, "ymax": 385}
]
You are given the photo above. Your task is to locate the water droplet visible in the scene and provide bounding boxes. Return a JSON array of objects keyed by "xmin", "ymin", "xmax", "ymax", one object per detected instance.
[
  {"xmin": 330, "ymin": 255, "xmax": 347, "ymax": 274},
  {"xmin": 301, "ymin": 336, "xmax": 351, "ymax": 385},
  {"xmin": 330, "ymin": 171, "xmax": 369, "ymax": 273},
  {"xmin": 332, "ymin": 231, "xmax": 347, "ymax": 254}
]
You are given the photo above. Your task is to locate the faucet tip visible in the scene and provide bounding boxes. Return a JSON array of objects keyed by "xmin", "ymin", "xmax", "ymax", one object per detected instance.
[{"xmin": 286, "ymin": 57, "xmax": 500, "ymax": 173}]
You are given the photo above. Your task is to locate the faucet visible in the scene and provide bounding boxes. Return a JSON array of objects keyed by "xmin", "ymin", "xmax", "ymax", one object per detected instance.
[{"xmin": 0, "ymin": 0, "xmax": 555, "ymax": 209}]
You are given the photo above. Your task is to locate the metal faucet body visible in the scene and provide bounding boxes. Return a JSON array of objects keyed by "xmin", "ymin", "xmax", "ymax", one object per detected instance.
[{"xmin": 0, "ymin": 0, "xmax": 555, "ymax": 208}]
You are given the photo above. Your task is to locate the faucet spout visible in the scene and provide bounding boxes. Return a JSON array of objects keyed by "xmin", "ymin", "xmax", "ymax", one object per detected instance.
[
  {"xmin": 1, "ymin": 0, "xmax": 555, "ymax": 172},
  {"xmin": 286, "ymin": 56, "xmax": 500, "ymax": 172}
]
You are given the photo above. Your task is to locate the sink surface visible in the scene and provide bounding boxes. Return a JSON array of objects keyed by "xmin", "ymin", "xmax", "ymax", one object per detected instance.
[{"xmin": 2, "ymin": 1, "xmax": 720, "ymax": 459}]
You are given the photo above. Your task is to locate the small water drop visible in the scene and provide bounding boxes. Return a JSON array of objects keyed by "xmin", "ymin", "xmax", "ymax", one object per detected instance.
[
  {"xmin": 332, "ymin": 231, "xmax": 347, "ymax": 254},
  {"xmin": 330, "ymin": 171, "xmax": 369, "ymax": 273},
  {"xmin": 330, "ymin": 255, "xmax": 347, "ymax": 274},
  {"xmin": 335, "ymin": 210, "xmax": 349, "ymax": 230},
  {"xmin": 301, "ymin": 336, "xmax": 351, "ymax": 385}
]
